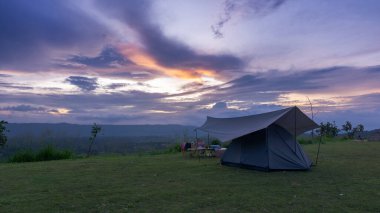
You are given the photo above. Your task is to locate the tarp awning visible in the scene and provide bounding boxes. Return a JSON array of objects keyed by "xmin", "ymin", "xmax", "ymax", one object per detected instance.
[{"xmin": 197, "ymin": 106, "xmax": 319, "ymax": 142}]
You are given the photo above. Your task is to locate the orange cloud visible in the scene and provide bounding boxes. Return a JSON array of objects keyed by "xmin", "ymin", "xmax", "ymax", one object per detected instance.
[{"xmin": 118, "ymin": 45, "xmax": 216, "ymax": 80}]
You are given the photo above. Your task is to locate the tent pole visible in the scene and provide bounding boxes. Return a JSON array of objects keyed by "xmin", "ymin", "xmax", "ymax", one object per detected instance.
[
  {"xmin": 294, "ymin": 106, "xmax": 297, "ymax": 152},
  {"xmin": 207, "ymin": 133, "xmax": 210, "ymax": 146},
  {"xmin": 315, "ymin": 132, "xmax": 322, "ymax": 166},
  {"xmin": 266, "ymin": 127, "xmax": 269, "ymax": 171}
]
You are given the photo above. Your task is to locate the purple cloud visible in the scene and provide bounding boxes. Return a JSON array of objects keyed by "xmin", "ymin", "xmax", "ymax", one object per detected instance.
[
  {"xmin": 211, "ymin": 0, "xmax": 287, "ymax": 38},
  {"xmin": 65, "ymin": 76, "xmax": 98, "ymax": 92},
  {"xmin": 66, "ymin": 46, "xmax": 133, "ymax": 68},
  {"xmin": 95, "ymin": 0, "xmax": 245, "ymax": 73},
  {"xmin": 0, "ymin": 0, "xmax": 106, "ymax": 70}
]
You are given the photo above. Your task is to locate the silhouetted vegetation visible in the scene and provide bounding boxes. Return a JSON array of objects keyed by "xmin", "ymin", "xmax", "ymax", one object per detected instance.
[
  {"xmin": 0, "ymin": 120, "xmax": 9, "ymax": 148},
  {"xmin": 8, "ymin": 145, "xmax": 73, "ymax": 163},
  {"xmin": 318, "ymin": 121, "xmax": 339, "ymax": 137},
  {"xmin": 87, "ymin": 123, "xmax": 101, "ymax": 157},
  {"xmin": 314, "ymin": 121, "xmax": 365, "ymax": 141}
]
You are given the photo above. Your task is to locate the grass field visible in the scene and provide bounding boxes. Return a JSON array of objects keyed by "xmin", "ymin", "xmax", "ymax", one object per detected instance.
[{"xmin": 0, "ymin": 141, "xmax": 379, "ymax": 212}]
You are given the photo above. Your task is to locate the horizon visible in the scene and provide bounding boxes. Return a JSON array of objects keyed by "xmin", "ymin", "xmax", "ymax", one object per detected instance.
[{"xmin": 1, "ymin": 0, "xmax": 380, "ymax": 129}]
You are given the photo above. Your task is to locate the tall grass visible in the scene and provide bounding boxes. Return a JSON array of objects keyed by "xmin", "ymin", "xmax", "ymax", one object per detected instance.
[{"xmin": 8, "ymin": 145, "xmax": 73, "ymax": 163}]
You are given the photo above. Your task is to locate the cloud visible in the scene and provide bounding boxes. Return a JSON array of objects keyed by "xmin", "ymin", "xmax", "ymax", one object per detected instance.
[
  {"xmin": 0, "ymin": 82, "xmax": 34, "ymax": 90},
  {"xmin": 66, "ymin": 46, "xmax": 133, "ymax": 68},
  {"xmin": 95, "ymin": 0, "xmax": 245, "ymax": 75},
  {"xmin": 0, "ymin": 0, "xmax": 106, "ymax": 70},
  {"xmin": 212, "ymin": 102, "xmax": 228, "ymax": 110},
  {"xmin": 65, "ymin": 76, "xmax": 99, "ymax": 92},
  {"xmin": 76, "ymin": 114, "xmax": 144, "ymax": 123},
  {"xmin": 107, "ymin": 71, "xmax": 156, "ymax": 80},
  {"xmin": 106, "ymin": 83, "xmax": 128, "ymax": 90},
  {"xmin": 211, "ymin": 0, "xmax": 287, "ymax": 38},
  {"xmin": 1, "ymin": 105, "xmax": 45, "ymax": 112},
  {"xmin": 0, "ymin": 73, "xmax": 12, "ymax": 78},
  {"xmin": 2, "ymin": 63, "xmax": 380, "ymax": 129}
]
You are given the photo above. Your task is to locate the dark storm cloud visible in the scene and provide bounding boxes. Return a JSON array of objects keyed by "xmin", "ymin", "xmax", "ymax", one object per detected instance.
[
  {"xmin": 95, "ymin": 0, "xmax": 244, "ymax": 72},
  {"xmin": 1, "ymin": 105, "xmax": 45, "ymax": 112},
  {"xmin": 211, "ymin": 0, "xmax": 287, "ymax": 38},
  {"xmin": 65, "ymin": 76, "xmax": 99, "ymax": 92},
  {"xmin": 66, "ymin": 46, "xmax": 133, "ymax": 68},
  {"xmin": 0, "ymin": 0, "xmax": 106, "ymax": 70}
]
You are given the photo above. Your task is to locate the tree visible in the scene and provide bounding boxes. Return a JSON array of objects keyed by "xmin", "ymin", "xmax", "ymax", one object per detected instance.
[
  {"xmin": 342, "ymin": 121, "xmax": 352, "ymax": 138},
  {"xmin": 352, "ymin": 124, "xmax": 365, "ymax": 140},
  {"xmin": 0, "ymin": 120, "xmax": 9, "ymax": 148},
  {"xmin": 318, "ymin": 121, "xmax": 339, "ymax": 138},
  {"xmin": 87, "ymin": 123, "xmax": 101, "ymax": 157},
  {"xmin": 356, "ymin": 124, "xmax": 364, "ymax": 132}
]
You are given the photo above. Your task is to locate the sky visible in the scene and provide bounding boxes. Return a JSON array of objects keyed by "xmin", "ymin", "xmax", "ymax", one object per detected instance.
[{"xmin": 1, "ymin": 0, "xmax": 380, "ymax": 129}]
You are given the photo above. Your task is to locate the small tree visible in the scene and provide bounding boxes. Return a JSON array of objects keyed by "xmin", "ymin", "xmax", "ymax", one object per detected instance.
[
  {"xmin": 87, "ymin": 123, "xmax": 101, "ymax": 157},
  {"xmin": 342, "ymin": 121, "xmax": 352, "ymax": 139},
  {"xmin": 0, "ymin": 120, "xmax": 9, "ymax": 149},
  {"xmin": 353, "ymin": 124, "xmax": 365, "ymax": 140}
]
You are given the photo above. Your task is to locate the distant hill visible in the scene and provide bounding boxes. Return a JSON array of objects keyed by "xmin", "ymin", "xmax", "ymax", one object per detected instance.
[
  {"xmin": 368, "ymin": 129, "xmax": 380, "ymax": 141},
  {"xmin": 7, "ymin": 123, "xmax": 198, "ymax": 138}
]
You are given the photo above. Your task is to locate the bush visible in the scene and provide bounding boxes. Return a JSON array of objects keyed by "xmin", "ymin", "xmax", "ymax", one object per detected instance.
[
  {"xmin": 35, "ymin": 145, "xmax": 73, "ymax": 161},
  {"xmin": 8, "ymin": 150, "xmax": 35, "ymax": 163},
  {"xmin": 8, "ymin": 145, "xmax": 73, "ymax": 163}
]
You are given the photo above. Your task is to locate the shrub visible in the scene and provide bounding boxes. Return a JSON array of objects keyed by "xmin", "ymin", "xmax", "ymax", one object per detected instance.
[
  {"xmin": 35, "ymin": 145, "xmax": 73, "ymax": 161},
  {"xmin": 8, "ymin": 150, "xmax": 35, "ymax": 163}
]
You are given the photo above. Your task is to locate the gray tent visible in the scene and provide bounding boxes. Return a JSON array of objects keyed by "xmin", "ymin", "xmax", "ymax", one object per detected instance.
[{"xmin": 197, "ymin": 106, "xmax": 319, "ymax": 171}]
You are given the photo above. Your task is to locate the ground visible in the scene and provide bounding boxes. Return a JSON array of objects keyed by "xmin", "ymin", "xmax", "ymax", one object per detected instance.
[{"xmin": 0, "ymin": 141, "xmax": 379, "ymax": 212}]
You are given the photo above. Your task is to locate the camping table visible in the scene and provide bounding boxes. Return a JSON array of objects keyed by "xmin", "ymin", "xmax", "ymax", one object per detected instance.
[{"xmin": 187, "ymin": 148, "xmax": 215, "ymax": 158}]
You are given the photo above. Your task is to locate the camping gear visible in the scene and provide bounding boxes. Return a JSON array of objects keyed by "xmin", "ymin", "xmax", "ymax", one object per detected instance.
[{"xmin": 197, "ymin": 106, "xmax": 319, "ymax": 171}]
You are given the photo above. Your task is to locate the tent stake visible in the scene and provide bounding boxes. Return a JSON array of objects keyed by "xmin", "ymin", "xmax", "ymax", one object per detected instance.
[{"xmin": 315, "ymin": 133, "xmax": 322, "ymax": 165}]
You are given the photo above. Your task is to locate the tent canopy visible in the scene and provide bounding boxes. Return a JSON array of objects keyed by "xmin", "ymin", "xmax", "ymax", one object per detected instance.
[{"xmin": 197, "ymin": 106, "xmax": 319, "ymax": 142}]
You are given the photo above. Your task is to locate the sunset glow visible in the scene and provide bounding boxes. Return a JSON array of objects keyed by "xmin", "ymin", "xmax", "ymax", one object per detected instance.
[{"xmin": 1, "ymin": 0, "xmax": 380, "ymax": 128}]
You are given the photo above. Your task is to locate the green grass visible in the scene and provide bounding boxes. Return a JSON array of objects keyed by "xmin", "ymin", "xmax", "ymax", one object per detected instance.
[{"xmin": 0, "ymin": 141, "xmax": 379, "ymax": 212}]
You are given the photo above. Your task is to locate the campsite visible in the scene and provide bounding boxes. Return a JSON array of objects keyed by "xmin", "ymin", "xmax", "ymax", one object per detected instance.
[
  {"xmin": 1, "ymin": 107, "xmax": 379, "ymax": 212},
  {"xmin": 2, "ymin": 0, "xmax": 380, "ymax": 212},
  {"xmin": 0, "ymin": 141, "xmax": 379, "ymax": 212}
]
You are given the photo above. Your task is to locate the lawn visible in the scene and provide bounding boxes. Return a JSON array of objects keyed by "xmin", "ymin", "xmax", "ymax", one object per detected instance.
[{"xmin": 0, "ymin": 141, "xmax": 379, "ymax": 212}]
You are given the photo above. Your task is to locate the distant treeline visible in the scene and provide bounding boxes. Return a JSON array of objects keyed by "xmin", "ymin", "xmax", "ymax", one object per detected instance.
[{"xmin": 0, "ymin": 123, "xmax": 213, "ymax": 159}]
